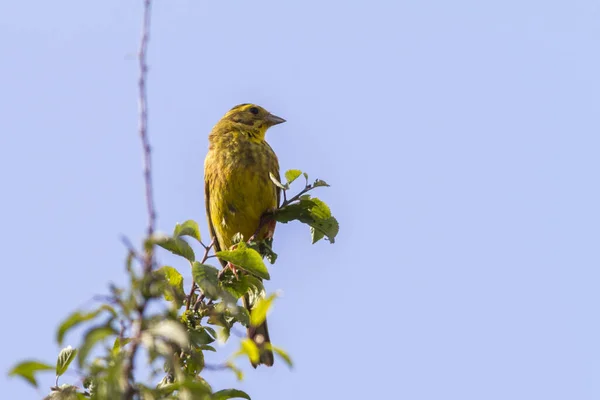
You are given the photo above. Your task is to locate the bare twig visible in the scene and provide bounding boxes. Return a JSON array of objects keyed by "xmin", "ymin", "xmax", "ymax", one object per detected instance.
[
  {"xmin": 280, "ymin": 183, "xmax": 316, "ymax": 208},
  {"xmin": 120, "ymin": 235, "xmax": 144, "ymax": 263},
  {"xmin": 202, "ymin": 363, "xmax": 231, "ymax": 371},
  {"xmin": 123, "ymin": 1, "xmax": 154, "ymax": 398},
  {"xmin": 139, "ymin": 1, "xmax": 156, "ymax": 248}
]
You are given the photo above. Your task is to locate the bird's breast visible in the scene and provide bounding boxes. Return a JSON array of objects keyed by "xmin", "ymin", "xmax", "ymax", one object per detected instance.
[{"xmin": 205, "ymin": 134, "xmax": 279, "ymax": 248}]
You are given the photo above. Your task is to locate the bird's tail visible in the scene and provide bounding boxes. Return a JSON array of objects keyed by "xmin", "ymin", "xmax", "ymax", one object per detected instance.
[{"xmin": 243, "ymin": 294, "xmax": 274, "ymax": 367}]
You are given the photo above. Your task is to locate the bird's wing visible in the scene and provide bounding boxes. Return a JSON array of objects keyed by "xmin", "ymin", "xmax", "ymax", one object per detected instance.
[
  {"xmin": 276, "ymin": 176, "xmax": 281, "ymax": 207},
  {"xmin": 204, "ymin": 177, "xmax": 227, "ymax": 268},
  {"xmin": 266, "ymin": 142, "xmax": 281, "ymax": 208}
]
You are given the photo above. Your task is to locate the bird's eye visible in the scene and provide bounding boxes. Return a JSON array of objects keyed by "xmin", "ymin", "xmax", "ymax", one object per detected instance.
[{"xmin": 249, "ymin": 107, "xmax": 259, "ymax": 115}]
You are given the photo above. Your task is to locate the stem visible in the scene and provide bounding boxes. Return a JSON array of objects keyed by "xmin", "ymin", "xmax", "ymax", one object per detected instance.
[
  {"xmin": 280, "ymin": 183, "xmax": 315, "ymax": 207},
  {"xmin": 248, "ymin": 183, "xmax": 319, "ymax": 242},
  {"xmin": 123, "ymin": 0, "xmax": 153, "ymax": 397},
  {"xmin": 139, "ymin": 5, "xmax": 155, "ymax": 246},
  {"xmin": 185, "ymin": 239, "xmax": 215, "ymax": 311}
]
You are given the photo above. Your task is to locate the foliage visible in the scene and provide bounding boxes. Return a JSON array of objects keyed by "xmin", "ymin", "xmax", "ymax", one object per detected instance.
[{"xmin": 9, "ymin": 169, "xmax": 338, "ymax": 399}]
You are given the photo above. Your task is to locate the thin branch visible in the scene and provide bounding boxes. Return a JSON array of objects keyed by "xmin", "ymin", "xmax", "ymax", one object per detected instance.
[
  {"xmin": 202, "ymin": 363, "xmax": 230, "ymax": 371},
  {"xmin": 123, "ymin": 1, "xmax": 153, "ymax": 398},
  {"xmin": 139, "ymin": 0, "xmax": 156, "ymax": 249},
  {"xmin": 280, "ymin": 183, "xmax": 315, "ymax": 208},
  {"xmin": 185, "ymin": 239, "xmax": 215, "ymax": 311},
  {"xmin": 246, "ymin": 184, "xmax": 312, "ymax": 242},
  {"xmin": 185, "ymin": 278, "xmax": 197, "ymax": 311},
  {"xmin": 192, "ymin": 293, "xmax": 205, "ymax": 310},
  {"xmin": 120, "ymin": 235, "xmax": 144, "ymax": 263}
]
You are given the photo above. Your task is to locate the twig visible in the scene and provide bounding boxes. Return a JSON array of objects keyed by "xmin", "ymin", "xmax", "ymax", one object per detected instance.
[
  {"xmin": 192, "ymin": 294, "xmax": 205, "ymax": 310},
  {"xmin": 202, "ymin": 363, "xmax": 231, "ymax": 371},
  {"xmin": 185, "ymin": 278, "xmax": 197, "ymax": 312},
  {"xmin": 247, "ymin": 183, "xmax": 316, "ymax": 242},
  {"xmin": 139, "ymin": 3, "xmax": 155, "ymax": 248},
  {"xmin": 120, "ymin": 235, "xmax": 144, "ymax": 263},
  {"xmin": 280, "ymin": 183, "xmax": 315, "ymax": 208},
  {"xmin": 123, "ymin": 1, "xmax": 153, "ymax": 398},
  {"xmin": 185, "ymin": 239, "xmax": 215, "ymax": 311}
]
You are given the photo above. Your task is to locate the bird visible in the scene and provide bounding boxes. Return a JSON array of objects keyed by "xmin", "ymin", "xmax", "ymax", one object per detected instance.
[{"xmin": 204, "ymin": 103, "xmax": 285, "ymax": 367}]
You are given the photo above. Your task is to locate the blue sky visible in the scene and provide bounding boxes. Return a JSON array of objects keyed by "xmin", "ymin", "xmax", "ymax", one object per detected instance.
[{"xmin": 2, "ymin": 0, "xmax": 600, "ymax": 398}]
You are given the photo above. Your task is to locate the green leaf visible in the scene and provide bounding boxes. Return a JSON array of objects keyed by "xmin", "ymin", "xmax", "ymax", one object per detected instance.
[
  {"xmin": 77, "ymin": 325, "xmax": 116, "ymax": 368},
  {"xmin": 56, "ymin": 305, "xmax": 116, "ymax": 345},
  {"xmin": 284, "ymin": 169, "xmax": 302, "ymax": 185},
  {"xmin": 192, "ymin": 262, "xmax": 220, "ymax": 299},
  {"xmin": 173, "ymin": 220, "xmax": 202, "ymax": 243},
  {"xmin": 246, "ymin": 275, "xmax": 266, "ymax": 298},
  {"xmin": 225, "ymin": 362, "xmax": 244, "ymax": 381},
  {"xmin": 56, "ymin": 346, "xmax": 77, "ymax": 377},
  {"xmin": 308, "ymin": 198, "xmax": 331, "ymax": 219},
  {"xmin": 212, "ymin": 389, "xmax": 251, "ymax": 400},
  {"xmin": 204, "ymin": 326, "xmax": 217, "ymax": 339},
  {"xmin": 184, "ymin": 348, "xmax": 206, "ymax": 377},
  {"xmin": 215, "ymin": 324, "xmax": 231, "ymax": 343},
  {"xmin": 219, "ymin": 271, "xmax": 268, "ymax": 302},
  {"xmin": 269, "ymin": 172, "xmax": 288, "ymax": 190},
  {"xmin": 311, "ymin": 228, "xmax": 325, "ymax": 244},
  {"xmin": 216, "ymin": 244, "xmax": 270, "ymax": 280},
  {"xmin": 190, "ymin": 327, "xmax": 216, "ymax": 346},
  {"xmin": 273, "ymin": 199, "xmax": 315, "ymax": 224},
  {"xmin": 250, "ymin": 293, "xmax": 277, "ymax": 327},
  {"xmin": 271, "ymin": 345, "xmax": 293, "ymax": 368},
  {"xmin": 125, "ymin": 249, "xmax": 135, "ymax": 274},
  {"xmin": 274, "ymin": 198, "xmax": 339, "ymax": 243},
  {"xmin": 313, "ymin": 179, "xmax": 330, "ymax": 188},
  {"xmin": 9, "ymin": 361, "xmax": 53, "ymax": 387},
  {"xmin": 253, "ymin": 238, "xmax": 278, "ymax": 265},
  {"xmin": 220, "ymin": 275, "xmax": 251, "ymax": 299},
  {"xmin": 242, "ymin": 275, "xmax": 267, "ymax": 315},
  {"xmin": 231, "ymin": 232, "xmax": 245, "ymax": 245},
  {"xmin": 149, "ymin": 320, "xmax": 190, "ymax": 349},
  {"xmin": 44, "ymin": 384, "xmax": 81, "ymax": 400},
  {"xmin": 235, "ymin": 305, "xmax": 251, "ymax": 327},
  {"xmin": 111, "ymin": 337, "xmax": 131, "ymax": 356},
  {"xmin": 310, "ymin": 217, "xmax": 339, "ymax": 244},
  {"xmin": 158, "ymin": 378, "xmax": 212, "ymax": 397},
  {"xmin": 237, "ymin": 338, "xmax": 260, "ymax": 365},
  {"xmin": 158, "ymin": 266, "xmax": 185, "ymax": 303},
  {"xmin": 154, "ymin": 234, "xmax": 195, "ymax": 262}
]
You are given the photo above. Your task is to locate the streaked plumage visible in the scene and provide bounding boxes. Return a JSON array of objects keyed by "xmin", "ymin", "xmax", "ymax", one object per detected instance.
[{"xmin": 204, "ymin": 103, "xmax": 285, "ymax": 367}]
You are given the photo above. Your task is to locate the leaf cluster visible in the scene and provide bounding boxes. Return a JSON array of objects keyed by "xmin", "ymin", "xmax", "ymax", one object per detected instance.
[{"xmin": 10, "ymin": 170, "xmax": 334, "ymax": 399}]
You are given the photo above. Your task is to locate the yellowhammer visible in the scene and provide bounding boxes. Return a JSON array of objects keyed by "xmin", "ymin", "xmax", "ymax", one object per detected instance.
[{"xmin": 204, "ymin": 103, "xmax": 286, "ymax": 367}]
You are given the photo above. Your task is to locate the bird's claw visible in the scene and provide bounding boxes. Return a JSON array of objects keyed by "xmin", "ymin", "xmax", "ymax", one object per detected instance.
[{"xmin": 218, "ymin": 261, "xmax": 239, "ymax": 280}]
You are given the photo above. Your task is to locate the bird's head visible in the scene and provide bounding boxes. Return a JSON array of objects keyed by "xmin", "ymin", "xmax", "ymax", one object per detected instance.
[{"xmin": 221, "ymin": 104, "xmax": 286, "ymax": 141}]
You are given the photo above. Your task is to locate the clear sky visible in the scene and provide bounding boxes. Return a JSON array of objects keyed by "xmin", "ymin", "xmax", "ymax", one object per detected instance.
[{"xmin": 1, "ymin": 0, "xmax": 599, "ymax": 399}]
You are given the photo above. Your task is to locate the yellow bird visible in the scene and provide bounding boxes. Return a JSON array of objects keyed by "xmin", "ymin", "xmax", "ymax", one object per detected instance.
[{"xmin": 204, "ymin": 103, "xmax": 285, "ymax": 367}]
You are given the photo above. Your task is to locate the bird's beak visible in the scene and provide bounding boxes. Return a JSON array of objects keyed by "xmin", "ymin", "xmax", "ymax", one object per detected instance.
[{"xmin": 266, "ymin": 113, "xmax": 286, "ymax": 126}]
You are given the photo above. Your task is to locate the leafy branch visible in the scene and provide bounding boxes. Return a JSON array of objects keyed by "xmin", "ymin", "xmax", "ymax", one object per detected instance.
[
  {"xmin": 270, "ymin": 171, "xmax": 339, "ymax": 244},
  {"xmin": 7, "ymin": 2, "xmax": 339, "ymax": 399},
  {"xmin": 9, "ymin": 164, "xmax": 337, "ymax": 399}
]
